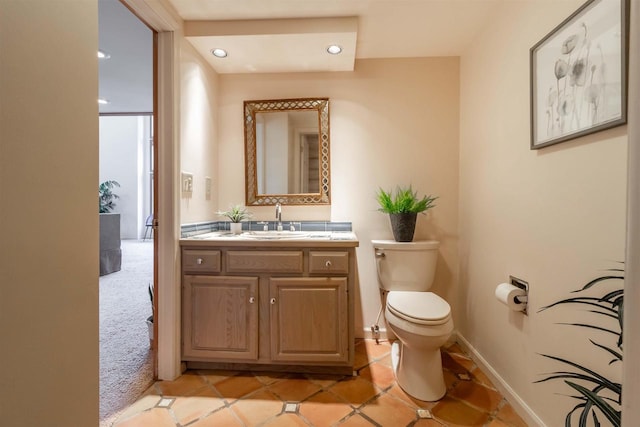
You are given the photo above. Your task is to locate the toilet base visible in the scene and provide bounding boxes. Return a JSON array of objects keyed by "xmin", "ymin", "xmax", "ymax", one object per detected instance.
[{"xmin": 391, "ymin": 341, "xmax": 446, "ymax": 402}]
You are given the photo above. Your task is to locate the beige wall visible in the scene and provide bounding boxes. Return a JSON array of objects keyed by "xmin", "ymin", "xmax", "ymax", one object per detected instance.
[
  {"xmin": 459, "ymin": 1, "xmax": 627, "ymax": 424},
  {"xmin": 180, "ymin": 39, "xmax": 220, "ymax": 223},
  {"xmin": 218, "ymin": 58, "xmax": 460, "ymax": 336},
  {"xmin": 0, "ymin": 2, "xmax": 99, "ymax": 426},
  {"xmin": 13, "ymin": 0, "xmax": 632, "ymax": 424}
]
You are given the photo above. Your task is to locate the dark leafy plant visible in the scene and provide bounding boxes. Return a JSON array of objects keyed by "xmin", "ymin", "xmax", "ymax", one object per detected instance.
[
  {"xmin": 99, "ymin": 180, "xmax": 120, "ymax": 213},
  {"xmin": 536, "ymin": 266, "xmax": 624, "ymax": 426},
  {"xmin": 147, "ymin": 283, "xmax": 154, "ymax": 324},
  {"xmin": 146, "ymin": 283, "xmax": 154, "ymax": 346},
  {"xmin": 376, "ymin": 186, "xmax": 437, "ymax": 214}
]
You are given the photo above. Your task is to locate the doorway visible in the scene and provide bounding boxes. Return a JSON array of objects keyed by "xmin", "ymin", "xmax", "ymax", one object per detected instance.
[{"xmin": 98, "ymin": 0, "xmax": 157, "ymax": 423}]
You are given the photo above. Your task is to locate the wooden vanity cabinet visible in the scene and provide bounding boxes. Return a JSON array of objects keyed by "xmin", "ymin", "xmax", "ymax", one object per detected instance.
[
  {"xmin": 270, "ymin": 277, "xmax": 348, "ymax": 363},
  {"xmin": 182, "ymin": 275, "xmax": 258, "ymax": 361},
  {"xmin": 180, "ymin": 241, "xmax": 357, "ymax": 371}
]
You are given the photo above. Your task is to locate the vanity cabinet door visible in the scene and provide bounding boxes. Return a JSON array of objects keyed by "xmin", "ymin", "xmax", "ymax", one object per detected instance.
[
  {"xmin": 182, "ymin": 275, "xmax": 258, "ymax": 361},
  {"xmin": 269, "ymin": 277, "xmax": 348, "ymax": 364}
]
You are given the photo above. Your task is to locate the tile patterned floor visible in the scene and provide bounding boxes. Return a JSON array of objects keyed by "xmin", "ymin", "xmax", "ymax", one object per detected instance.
[{"xmin": 108, "ymin": 340, "xmax": 528, "ymax": 427}]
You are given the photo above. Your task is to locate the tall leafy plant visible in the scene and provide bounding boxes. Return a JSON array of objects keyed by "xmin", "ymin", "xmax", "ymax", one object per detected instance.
[
  {"xmin": 536, "ymin": 267, "xmax": 624, "ymax": 426},
  {"xmin": 376, "ymin": 185, "xmax": 438, "ymax": 242},
  {"xmin": 376, "ymin": 186, "xmax": 437, "ymax": 214},
  {"xmin": 99, "ymin": 180, "xmax": 120, "ymax": 213}
]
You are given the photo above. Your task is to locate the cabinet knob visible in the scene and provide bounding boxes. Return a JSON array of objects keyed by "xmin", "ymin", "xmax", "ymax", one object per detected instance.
[
  {"xmin": 249, "ymin": 297, "xmax": 255, "ymax": 304},
  {"xmin": 196, "ymin": 258, "xmax": 204, "ymax": 265},
  {"xmin": 270, "ymin": 298, "xmax": 276, "ymax": 305},
  {"xmin": 325, "ymin": 260, "xmax": 332, "ymax": 268}
]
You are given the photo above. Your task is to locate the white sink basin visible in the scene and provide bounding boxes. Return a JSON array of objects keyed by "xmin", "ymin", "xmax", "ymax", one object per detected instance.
[{"xmin": 241, "ymin": 231, "xmax": 311, "ymax": 240}]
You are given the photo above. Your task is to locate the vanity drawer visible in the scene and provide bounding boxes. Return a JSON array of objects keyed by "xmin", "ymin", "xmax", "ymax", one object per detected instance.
[
  {"xmin": 309, "ymin": 251, "xmax": 349, "ymax": 274},
  {"xmin": 227, "ymin": 251, "xmax": 304, "ymax": 273},
  {"xmin": 183, "ymin": 250, "xmax": 221, "ymax": 274}
]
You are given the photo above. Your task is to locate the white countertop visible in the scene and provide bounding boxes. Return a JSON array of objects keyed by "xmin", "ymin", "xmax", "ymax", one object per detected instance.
[{"xmin": 180, "ymin": 230, "xmax": 359, "ymax": 248}]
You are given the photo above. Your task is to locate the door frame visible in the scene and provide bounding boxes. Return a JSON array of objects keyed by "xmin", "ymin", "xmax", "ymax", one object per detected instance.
[
  {"xmin": 622, "ymin": 1, "xmax": 639, "ymax": 424},
  {"xmin": 122, "ymin": 0, "xmax": 182, "ymax": 380}
]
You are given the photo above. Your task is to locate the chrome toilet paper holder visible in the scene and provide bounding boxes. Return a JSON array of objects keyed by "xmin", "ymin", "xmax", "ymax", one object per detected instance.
[{"xmin": 509, "ymin": 275, "xmax": 529, "ymax": 314}]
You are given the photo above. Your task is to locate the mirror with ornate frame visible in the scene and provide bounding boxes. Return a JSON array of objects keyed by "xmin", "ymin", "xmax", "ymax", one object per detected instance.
[{"xmin": 244, "ymin": 98, "xmax": 330, "ymax": 206}]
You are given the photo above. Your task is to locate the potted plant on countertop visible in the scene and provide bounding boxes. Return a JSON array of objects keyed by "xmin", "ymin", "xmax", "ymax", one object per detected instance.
[
  {"xmin": 376, "ymin": 185, "xmax": 437, "ymax": 242},
  {"xmin": 217, "ymin": 204, "xmax": 252, "ymax": 234}
]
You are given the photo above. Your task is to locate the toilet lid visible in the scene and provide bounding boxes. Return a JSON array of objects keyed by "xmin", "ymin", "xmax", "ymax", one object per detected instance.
[{"xmin": 387, "ymin": 291, "xmax": 451, "ymax": 325}]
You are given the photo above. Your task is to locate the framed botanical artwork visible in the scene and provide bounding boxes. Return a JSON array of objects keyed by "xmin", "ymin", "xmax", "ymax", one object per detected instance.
[{"xmin": 530, "ymin": 0, "xmax": 629, "ymax": 149}]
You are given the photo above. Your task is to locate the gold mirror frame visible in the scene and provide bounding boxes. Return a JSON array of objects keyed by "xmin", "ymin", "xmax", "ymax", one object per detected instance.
[{"xmin": 244, "ymin": 98, "xmax": 331, "ymax": 206}]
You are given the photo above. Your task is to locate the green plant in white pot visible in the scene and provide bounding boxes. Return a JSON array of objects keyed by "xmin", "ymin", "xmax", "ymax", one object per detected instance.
[
  {"xmin": 376, "ymin": 186, "xmax": 437, "ymax": 242},
  {"xmin": 217, "ymin": 204, "xmax": 252, "ymax": 234}
]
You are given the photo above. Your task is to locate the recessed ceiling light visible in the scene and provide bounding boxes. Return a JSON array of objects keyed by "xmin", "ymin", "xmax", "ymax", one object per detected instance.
[
  {"xmin": 326, "ymin": 45, "xmax": 342, "ymax": 55},
  {"xmin": 98, "ymin": 98, "xmax": 110, "ymax": 105},
  {"xmin": 97, "ymin": 50, "xmax": 111, "ymax": 59},
  {"xmin": 211, "ymin": 48, "xmax": 228, "ymax": 58}
]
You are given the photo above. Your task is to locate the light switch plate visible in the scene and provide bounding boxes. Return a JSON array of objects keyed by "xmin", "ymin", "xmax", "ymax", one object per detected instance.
[{"xmin": 181, "ymin": 172, "xmax": 193, "ymax": 194}]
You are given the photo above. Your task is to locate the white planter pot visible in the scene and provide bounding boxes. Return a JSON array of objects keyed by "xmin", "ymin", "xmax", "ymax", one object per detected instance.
[
  {"xmin": 230, "ymin": 222, "xmax": 243, "ymax": 234},
  {"xmin": 146, "ymin": 316, "xmax": 153, "ymax": 346}
]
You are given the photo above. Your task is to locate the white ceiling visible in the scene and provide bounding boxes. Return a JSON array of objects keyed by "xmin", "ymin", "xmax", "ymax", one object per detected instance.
[
  {"xmin": 98, "ymin": 0, "xmax": 153, "ymax": 114},
  {"xmin": 173, "ymin": 0, "xmax": 501, "ymax": 58},
  {"xmin": 99, "ymin": 0, "xmax": 501, "ymax": 113},
  {"xmin": 184, "ymin": 17, "xmax": 359, "ymax": 74}
]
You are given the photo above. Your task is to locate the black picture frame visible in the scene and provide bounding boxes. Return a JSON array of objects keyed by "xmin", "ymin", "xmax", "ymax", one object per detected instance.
[{"xmin": 530, "ymin": 0, "xmax": 629, "ymax": 149}]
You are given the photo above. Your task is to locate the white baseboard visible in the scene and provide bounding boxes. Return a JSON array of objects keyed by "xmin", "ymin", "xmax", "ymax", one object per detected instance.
[{"xmin": 455, "ymin": 332, "xmax": 546, "ymax": 427}]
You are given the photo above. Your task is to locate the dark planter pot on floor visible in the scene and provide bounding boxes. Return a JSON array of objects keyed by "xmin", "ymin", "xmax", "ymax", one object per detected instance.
[
  {"xmin": 100, "ymin": 213, "xmax": 122, "ymax": 275},
  {"xmin": 389, "ymin": 212, "xmax": 417, "ymax": 242}
]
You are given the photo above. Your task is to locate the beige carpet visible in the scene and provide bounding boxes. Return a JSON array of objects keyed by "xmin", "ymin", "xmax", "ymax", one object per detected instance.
[{"xmin": 99, "ymin": 239, "xmax": 154, "ymax": 426}]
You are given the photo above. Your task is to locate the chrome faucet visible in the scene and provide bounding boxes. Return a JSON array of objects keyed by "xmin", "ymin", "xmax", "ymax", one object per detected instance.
[{"xmin": 275, "ymin": 203, "xmax": 283, "ymax": 231}]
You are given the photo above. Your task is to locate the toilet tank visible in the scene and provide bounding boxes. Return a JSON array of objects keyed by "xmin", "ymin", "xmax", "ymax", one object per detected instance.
[{"xmin": 372, "ymin": 240, "xmax": 440, "ymax": 292}]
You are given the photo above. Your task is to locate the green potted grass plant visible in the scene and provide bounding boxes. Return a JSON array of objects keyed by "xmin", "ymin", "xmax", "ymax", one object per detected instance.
[
  {"xmin": 217, "ymin": 204, "xmax": 252, "ymax": 234},
  {"xmin": 376, "ymin": 185, "xmax": 437, "ymax": 242}
]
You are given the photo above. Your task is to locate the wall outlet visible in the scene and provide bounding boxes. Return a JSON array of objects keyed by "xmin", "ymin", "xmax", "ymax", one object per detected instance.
[{"xmin": 205, "ymin": 176, "xmax": 211, "ymax": 200}]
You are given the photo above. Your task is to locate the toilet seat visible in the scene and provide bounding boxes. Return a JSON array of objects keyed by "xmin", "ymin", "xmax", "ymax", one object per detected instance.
[{"xmin": 387, "ymin": 291, "xmax": 451, "ymax": 326}]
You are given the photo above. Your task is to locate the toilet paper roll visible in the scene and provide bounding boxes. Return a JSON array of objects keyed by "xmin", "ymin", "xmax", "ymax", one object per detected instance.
[{"xmin": 495, "ymin": 283, "xmax": 527, "ymax": 311}]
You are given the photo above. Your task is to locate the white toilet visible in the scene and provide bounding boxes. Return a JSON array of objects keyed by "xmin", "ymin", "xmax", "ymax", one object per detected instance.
[{"xmin": 372, "ymin": 239, "xmax": 454, "ymax": 401}]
